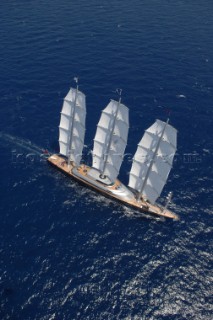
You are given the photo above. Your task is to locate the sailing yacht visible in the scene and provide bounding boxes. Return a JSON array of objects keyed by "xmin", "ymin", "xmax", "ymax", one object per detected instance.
[{"xmin": 48, "ymin": 82, "xmax": 179, "ymax": 220}]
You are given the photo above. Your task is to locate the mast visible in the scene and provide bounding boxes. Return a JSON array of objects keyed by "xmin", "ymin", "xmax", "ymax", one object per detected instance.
[
  {"xmin": 100, "ymin": 89, "xmax": 122, "ymax": 179},
  {"xmin": 59, "ymin": 80, "xmax": 86, "ymax": 166},
  {"xmin": 68, "ymin": 77, "xmax": 79, "ymax": 166},
  {"xmin": 92, "ymin": 92, "xmax": 129, "ymax": 182},
  {"xmin": 137, "ymin": 118, "xmax": 169, "ymax": 201}
]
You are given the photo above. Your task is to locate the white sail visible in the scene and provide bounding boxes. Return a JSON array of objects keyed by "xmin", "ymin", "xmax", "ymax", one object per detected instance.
[
  {"xmin": 92, "ymin": 100, "xmax": 129, "ymax": 182},
  {"xmin": 128, "ymin": 119, "xmax": 177, "ymax": 204},
  {"xmin": 59, "ymin": 88, "xmax": 86, "ymax": 166}
]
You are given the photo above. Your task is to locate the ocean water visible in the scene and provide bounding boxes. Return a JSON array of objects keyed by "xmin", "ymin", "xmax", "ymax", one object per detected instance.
[{"xmin": 0, "ymin": 1, "xmax": 212, "ymax": 319}]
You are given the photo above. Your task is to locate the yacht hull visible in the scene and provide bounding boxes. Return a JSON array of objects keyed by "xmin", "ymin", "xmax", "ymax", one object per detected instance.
[{"xmin": 47, "ymin": 154, "xmax": 179, "ymax": 220}]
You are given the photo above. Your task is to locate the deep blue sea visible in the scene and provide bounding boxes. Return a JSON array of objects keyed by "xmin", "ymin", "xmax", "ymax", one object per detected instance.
[{"xmin": 0, "ymin": 1, "xmax": 212, "ymax": 319}]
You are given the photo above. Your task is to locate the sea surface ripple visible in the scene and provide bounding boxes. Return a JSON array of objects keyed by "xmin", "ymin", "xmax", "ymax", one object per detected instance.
[{"xmin": 0, "ymin": 1, "xmax": 212, "ymax": 319}]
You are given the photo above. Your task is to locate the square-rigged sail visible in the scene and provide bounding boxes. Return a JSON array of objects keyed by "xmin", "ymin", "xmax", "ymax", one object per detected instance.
[
  {"xmin": 92, "ymin": 100, "xmax": 129, "ymax": 182},
  {"xmin": 128, "ymin": 119, "xmax": 177, "ymax": 204},
  {"xmin": 59, "ymin": 88, "xmax": 86, "ymax": 166}
]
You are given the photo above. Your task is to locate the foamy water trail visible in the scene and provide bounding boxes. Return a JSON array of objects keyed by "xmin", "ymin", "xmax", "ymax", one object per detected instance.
[{"xmin": 0, "ymin": 132, "xmax": 45, "ymax": 155}]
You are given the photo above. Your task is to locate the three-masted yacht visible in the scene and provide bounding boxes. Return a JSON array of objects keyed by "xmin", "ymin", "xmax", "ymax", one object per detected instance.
[{"xmin": 48, "ymin": 82, "xmax": 179, "ymax": 220}]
